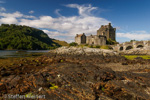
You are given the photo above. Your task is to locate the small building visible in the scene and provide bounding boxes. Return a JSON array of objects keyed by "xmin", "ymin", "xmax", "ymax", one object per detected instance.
[
  {"xmin": 75, "ymin": 33, "xmax": 86, "ymax": 45},
  {"xmin": 75, "ymin": 23, "xmax": 116, "ymax": 45}
]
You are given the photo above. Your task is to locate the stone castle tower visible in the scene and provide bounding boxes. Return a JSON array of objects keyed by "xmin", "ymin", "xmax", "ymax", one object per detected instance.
[
  {"xmin": 75, "ymin": 23, "xmax": 116, "ymax": 45},
  {"xmin": 97, "ymin": 23, "xmax": 116, "ymax": 41}
]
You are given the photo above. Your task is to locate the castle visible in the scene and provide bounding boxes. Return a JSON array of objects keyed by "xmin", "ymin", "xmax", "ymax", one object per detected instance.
[{"xmin": 75, "ymin": 23, "xmax": 116, "ymax": 45}]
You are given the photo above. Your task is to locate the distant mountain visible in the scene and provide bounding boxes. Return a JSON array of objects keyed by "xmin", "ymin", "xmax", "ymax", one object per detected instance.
[{"xmin": 0, "ymin": 24, "xmax": 68, "ymax": 50}]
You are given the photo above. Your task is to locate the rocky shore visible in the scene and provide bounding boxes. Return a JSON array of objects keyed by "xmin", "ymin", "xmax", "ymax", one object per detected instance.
[
  {"xmin": 0, "ymin": 47, "xmax": 150, "ymax": 100},
  {"xmin": 50, "ymin": 46, "xmax": 119, "ymax": 56}
]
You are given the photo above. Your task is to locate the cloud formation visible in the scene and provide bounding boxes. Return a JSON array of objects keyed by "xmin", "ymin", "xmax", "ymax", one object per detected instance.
[
  {"xmin": 0, "ymin": 7, "xmax": 6, "ymax": 12},
  {"xmin": 65, "ymin": 4, "xmax": 97, "ymax": 16},
  {"xmin": 117, "ymin": 31, "xmax": 150, "ymax": 40},
  {"xmin": 29, "ymin": 10, "xmax": 34, "ymax": 14},
  {"xmin": 0, "ymin": 10, "xmax": 36, "ymax": 24},
  {"xmin": 0, "ymin": 4, "xmax": 110, "ymax": 42},
  {"xmin": 55, "ymin": 9, "xmax": 62, "ymax": 16},
  {"xmin": 1, "ymin": 4, "xmax": 149, "ymax": 42}
]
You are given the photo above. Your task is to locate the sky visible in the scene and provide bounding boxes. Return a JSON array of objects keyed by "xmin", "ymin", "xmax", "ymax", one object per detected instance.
[{"xmin": 0, "ymin": 0, "xmax": 150, "ymax": 43}]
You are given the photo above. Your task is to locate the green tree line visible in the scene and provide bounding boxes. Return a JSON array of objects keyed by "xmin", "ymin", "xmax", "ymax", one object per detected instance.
[{"xmin": 0, "ymin": 24, "xmax": 61, "ymax": 50}]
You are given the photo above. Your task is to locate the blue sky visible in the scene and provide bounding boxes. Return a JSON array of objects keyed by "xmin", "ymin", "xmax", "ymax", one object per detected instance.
[{"xmin": 0, "ymin": 0, "xmax": 150, "ymax": 43}]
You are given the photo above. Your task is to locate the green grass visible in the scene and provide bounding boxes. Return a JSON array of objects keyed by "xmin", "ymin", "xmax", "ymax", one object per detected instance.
[
  {"xmin": 52, "ymin": 39, "xmax": 69, "ymax": 46},
  {"xmin": 100, "ymin": 45, "xmax": 112, "ymax": 50},
  {"xmin": 123, "ymin": 55, "xmax": 150, "ymax": 60}
]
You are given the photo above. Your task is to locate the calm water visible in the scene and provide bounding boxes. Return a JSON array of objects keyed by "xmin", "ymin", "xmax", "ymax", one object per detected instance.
[{"xmin": 0, "ymin": 50, "xmax": 49, "ymax": 58}]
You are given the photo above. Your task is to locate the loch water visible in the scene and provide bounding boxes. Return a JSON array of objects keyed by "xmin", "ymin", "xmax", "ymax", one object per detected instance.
[{"xmin": 0, "ymin": 50, "xmax": 49, "ymax": 58}]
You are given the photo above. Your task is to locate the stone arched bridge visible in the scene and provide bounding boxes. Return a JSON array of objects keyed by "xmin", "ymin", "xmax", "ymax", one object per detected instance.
[{"xmin": 112, "ymin": 40, "xmax": 150, "ymax": 51}]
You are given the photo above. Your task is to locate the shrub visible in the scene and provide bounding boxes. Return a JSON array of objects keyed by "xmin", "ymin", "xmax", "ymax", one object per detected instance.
[
  {"xmin": 79, "ymin": 45, "xmax": 84, "ymax": 48},
  {"xmin": 89, "ymin": 45, "xmax": 100, "ymax": 48},
  {"xmin": 95, "ymin": 45, "xmax": 100, "ymax": 48},
  {"xmin": 69, "ymin": 42, "xmax": 78, "ymax": 46},
  {"xmin": 130, "ymin": 39, "xmax": 138, "ymax": 42},
  {"xmin": 89, "ymin": 45, "xmax": 93, "ymax": 48},
  {"xmin": 106, "ymin": 39, "xmax": 118, "ymax": 45},
  {"xmin": 84, "ymin": 44, "xmax": 88, "ymax": 46}
]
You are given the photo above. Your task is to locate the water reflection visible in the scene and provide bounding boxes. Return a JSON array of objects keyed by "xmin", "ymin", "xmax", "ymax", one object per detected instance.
[{"xmin": 0, "ymin": 50, "xmax": 49, "ymax": 58}]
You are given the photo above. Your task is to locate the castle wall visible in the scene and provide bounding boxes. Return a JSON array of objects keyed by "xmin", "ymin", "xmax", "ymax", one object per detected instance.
[
  {"xmin": 75, "ymin": 37, "xmax": 81, "ymax": 45},
  {"xmin": 109, "ymin": 28, "xmax": 116, "ymax": 41},
  {"xmin": 81, "ymin": 35, "xmax": 86, "ymax": 44},
  {"xmin": 86, "ymin": 36, "xmax": 91, "ymax": 44},
  {"xmin": 99, "ymin": 36, "xmax": 106, "ymax": 45},
  {"xmin": 86, "ymin": 35, "xmax": 106, "ymax": 46}
]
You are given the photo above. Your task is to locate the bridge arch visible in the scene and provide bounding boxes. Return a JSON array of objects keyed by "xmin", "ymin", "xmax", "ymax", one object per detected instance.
[
  {"xmin": 126, "ymin": 46, "xmax": 132, "ymax": 50},
  {"xmin": 119, "ymin": 47, "xmax": 123, "ymax": 51},
  {"xmin": 136, "ymin": 45, "xmax": 144, "ymax": 48}
]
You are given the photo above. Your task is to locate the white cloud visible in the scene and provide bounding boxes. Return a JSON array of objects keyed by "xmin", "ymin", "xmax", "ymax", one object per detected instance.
[
  {"xmin": 0, "ymin": 17, "xmax": 18, "ymax": 24},
  {"xmin": 0, "ymin": 7, "xmax": 6, "ymax": 12},
  {"xmin": 0, "ymin": 11, "xmax": 36, "ymax": 24},
  {"xmin": 0, "ymin": 11, "xmax": 23, "ymax": 18},
  {"xmin": 19, "ymin": 4, "xmax": 110, "ymax": 42},
  {"xmin": 29, "ymin": 10, "xmax": 34, "ymax": 14},
  {"xmin": 0, "ymin": 4, "xmax": 149, "ymax": 43},
  {"xmin": 0, "ymin": 4, "xmax": 110, "ymax": 42},
  {"xmin": 55, "ymin": 9, "xmax": 62, "ymax": 16},
  {"xmin": 0, "ymin": 11, "xmax": 36, "ymax": 19},
  {"xmin": 43, "ymin": 30, "xmax": 74, "ymax": 42},
  {"xmin": 117, "ymin": 31, "xmax": 150, "ymax": 40},
  {"xmin": 65, "ymin": 4, "xmax": 97, "ymax": 16}
]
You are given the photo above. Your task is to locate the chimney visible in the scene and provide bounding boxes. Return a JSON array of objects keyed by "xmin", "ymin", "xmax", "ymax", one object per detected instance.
[{"xmin": 109, "ymin": 23, "xmax": 111, "ymax": 26}]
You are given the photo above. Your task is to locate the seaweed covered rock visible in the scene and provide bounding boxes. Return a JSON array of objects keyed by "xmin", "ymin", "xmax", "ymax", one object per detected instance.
[{"xmin": 0, "ymin": 49, "xmax": 150, "ymax": 99}]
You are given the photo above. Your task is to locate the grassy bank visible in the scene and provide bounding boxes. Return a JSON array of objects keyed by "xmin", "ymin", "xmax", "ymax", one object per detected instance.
[{"xmin": 123, "ymin": 55, "xmax": 150, "ymax": 60}]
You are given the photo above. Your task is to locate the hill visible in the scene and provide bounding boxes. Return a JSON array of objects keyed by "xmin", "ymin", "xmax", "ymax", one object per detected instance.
[
  {"xmin": 0, "ymin": 24, "xmax": 67, "ymax": 50},
  {"xmin": 52, "ymin": 39, "xmax": 69, "ymax": 46}
]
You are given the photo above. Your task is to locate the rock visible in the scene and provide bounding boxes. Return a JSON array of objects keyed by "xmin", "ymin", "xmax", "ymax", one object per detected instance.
[
  {"xmin": 38, "ymin": 87, "xmax": 42, "ymax": 91},
  {"xmin": 7, "ymin": 75, "xmax": 21, "ymax": 89},
  {"xmin": 98, "ymin": 94, "xmax": 113, "ymax": 100},
  {"xmin": 19, "ymin": 64, "xmax": 23, "ymax": 67},
  {"xmin": 50, "ymin": 46, "xmax": 119, "ymax": 56},
  {"xmin": 1, "ymin": 46, "xmax": 150, "ymax": 99},
  {"xmin": 0, "ymin": 82, "xmax": 7, "ymax": 94},
  {"xmin": 122, "ymin": 63, "xmax": 128, "ymax": 65}
]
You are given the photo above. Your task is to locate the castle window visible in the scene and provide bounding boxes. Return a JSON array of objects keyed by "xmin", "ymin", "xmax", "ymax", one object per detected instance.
[{"xmin": 102, "ymin": 32, "xmax": 105, "ymax": 35}]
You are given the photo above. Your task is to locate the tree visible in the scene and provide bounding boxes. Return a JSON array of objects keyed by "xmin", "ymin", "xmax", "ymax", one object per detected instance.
[{"xmin": 0, "ymin": 24, "xmax": 62, "ymax": 50}]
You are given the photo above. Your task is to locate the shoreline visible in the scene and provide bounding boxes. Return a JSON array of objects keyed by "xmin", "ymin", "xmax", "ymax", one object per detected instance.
[{"xmin": 0, "ymin": 47, "xmax": 150, "ymax": 99}]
